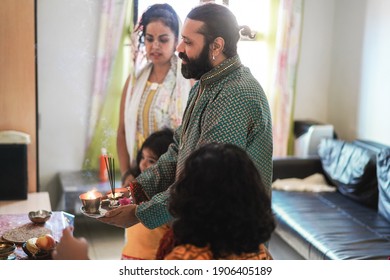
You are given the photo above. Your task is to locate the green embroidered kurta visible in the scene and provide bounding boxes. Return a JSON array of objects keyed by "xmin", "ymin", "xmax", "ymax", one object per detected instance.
[{"xmin": 135, "ymin": 55, "xmax": 273, "ymax": 229}]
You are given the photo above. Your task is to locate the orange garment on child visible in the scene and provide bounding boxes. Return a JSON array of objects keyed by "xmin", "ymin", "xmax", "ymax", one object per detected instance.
[
  {"xmin": 121, "ymin": 223, "xmax": 169, "ymax": 260},
  {"xmin": 164, "ymin": 243, "xmax": 273, "ymax": 260}
]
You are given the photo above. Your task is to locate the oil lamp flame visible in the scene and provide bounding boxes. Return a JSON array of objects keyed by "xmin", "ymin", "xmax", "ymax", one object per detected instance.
[{"xmin": 86, "ymin": 191, "xmax": 97, "ymax": 199}]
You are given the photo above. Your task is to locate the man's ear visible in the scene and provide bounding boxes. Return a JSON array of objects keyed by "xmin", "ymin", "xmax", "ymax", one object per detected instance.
[{"xmin": 212, "ymin": 37, "xmax": 225, "ymax": 57}]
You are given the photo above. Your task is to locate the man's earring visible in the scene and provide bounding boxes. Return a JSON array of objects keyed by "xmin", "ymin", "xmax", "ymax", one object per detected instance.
[{"xmin": 212, "ymin": 55, "xmax": 215, "ymax": 61}]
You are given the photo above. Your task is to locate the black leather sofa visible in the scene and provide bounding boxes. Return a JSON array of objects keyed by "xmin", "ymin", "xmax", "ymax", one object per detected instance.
[{"xmin": 272, "ymin": 139, "xmax": 390, "ymax": 259}]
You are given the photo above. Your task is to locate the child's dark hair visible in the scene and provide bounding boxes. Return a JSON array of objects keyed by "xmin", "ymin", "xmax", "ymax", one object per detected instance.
[
  {"xmin": 169, "ymin": 143, "xmax": 275, "ymax": 259},
  {"xmin": 132, "ymin": 128, "xmax": 174, "ymax": 177},
  {"xmin": 141, "ymin": 128, "xmax": 174, "ymax": 159}
]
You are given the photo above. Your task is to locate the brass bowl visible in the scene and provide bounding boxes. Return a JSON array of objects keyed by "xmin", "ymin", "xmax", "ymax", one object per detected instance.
[
  {"xmin": 0, "ymin": 241, "xmax": 16, "ymax": 260},
  {"xmin": 28, "ymin": 210, "xmax": 52, "ymax": 224},
  {"xmin": 79, "ymin": 191, "xmax": 103, "ymax": 214}
]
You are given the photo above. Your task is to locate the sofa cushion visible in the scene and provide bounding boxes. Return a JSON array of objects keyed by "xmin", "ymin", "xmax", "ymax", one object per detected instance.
[
  {"xmin": 272, "ymin": 190, "xmax": 390, "ymax": 259},
  {"xmin": 377, "ymin": 148, "xmax": 390, "ymax": 222},
  {"xmin": 318, "ymin": 138, "xmax": 378, "ymax": 208}
]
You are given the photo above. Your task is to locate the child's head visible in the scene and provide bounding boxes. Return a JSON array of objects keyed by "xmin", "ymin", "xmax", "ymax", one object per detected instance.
[
  {"xmin": 137, "ymin": 128, "xmax": 174, "ymax": 173},
  {"xmin": 169, "ymin": 143, "xmax": 275, "ymax": 258}
]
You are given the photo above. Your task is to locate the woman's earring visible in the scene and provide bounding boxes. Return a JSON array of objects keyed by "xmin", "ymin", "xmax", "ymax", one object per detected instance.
[{"xmin": 212, "ymin": 55, "xmax": 215, "ymax": 61}]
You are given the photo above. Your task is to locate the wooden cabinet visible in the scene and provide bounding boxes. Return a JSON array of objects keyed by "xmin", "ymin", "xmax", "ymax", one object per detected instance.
[{"xmin": 0, "ymin": 0, "xmax": 37, "ymax": 192}]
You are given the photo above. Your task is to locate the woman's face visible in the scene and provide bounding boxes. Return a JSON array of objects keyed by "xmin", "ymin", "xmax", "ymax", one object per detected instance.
[
  {"xmin": 144, "ymin": 20, "xmax": 177, "ymax": 66},
  {"xmin": 139, "ymin": 148, "xmax": 158, "ymax": 172}
]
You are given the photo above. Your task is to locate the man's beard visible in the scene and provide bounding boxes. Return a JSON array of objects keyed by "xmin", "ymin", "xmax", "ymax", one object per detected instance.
[{"xmin": 179, "ymin": 44, "xmax": 213, "ymax": 80}]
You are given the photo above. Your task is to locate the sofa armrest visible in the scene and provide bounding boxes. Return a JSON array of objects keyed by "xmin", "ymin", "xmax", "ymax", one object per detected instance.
[{"xmin": 272, "ymin": 156, "xmax": 325, "ymax": 181}]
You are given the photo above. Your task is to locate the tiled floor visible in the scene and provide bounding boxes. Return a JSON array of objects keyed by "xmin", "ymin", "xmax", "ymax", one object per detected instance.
[
  {"xmin": 73, "ymin": 215, "xmax": 124, "ymax": 260},
  {"xmin": 74, "ymin": 215, "xmax": 304, "ymax": 260}
]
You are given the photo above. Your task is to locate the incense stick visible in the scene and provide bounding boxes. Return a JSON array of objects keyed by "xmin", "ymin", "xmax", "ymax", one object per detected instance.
[{"xmin": 104, "ymin": 155, "xmax": 115, "ymax": 197}]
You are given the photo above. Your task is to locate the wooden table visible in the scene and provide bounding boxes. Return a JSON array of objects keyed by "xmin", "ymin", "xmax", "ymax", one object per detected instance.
[
  {"xmin": 0, "ymin": 211, "xmax": 74, "ymax": 260},
  {"xmin": 0, "ymin": 192, "xmax": 51, "ymax": 214}
]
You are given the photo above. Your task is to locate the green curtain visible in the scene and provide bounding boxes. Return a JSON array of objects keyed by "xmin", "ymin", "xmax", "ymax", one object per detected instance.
[{"xmin": 83, "ymin": 0, "xmax": 133, "ymax": 172}]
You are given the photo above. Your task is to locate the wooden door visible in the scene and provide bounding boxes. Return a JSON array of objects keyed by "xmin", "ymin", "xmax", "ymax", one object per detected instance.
[{"xmin": 0, "ymin": 0, "xmax": 37, "ymax": 192}]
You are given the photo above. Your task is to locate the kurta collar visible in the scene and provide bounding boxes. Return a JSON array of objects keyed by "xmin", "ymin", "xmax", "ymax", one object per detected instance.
[{"xmin": 199, "ymin": 55, "xmax": 242, "ymax": 86}]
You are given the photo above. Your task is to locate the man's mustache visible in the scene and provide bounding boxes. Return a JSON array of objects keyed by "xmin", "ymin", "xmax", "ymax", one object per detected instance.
[{"xmin": 178, "ymin": 52, "xmax": 189, "ymax": 63}]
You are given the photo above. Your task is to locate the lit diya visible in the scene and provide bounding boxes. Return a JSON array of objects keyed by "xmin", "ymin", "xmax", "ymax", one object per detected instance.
[
  {"xmin": 79, "ymin": 190, "xmax": 102, "ymax": 214},
  {"xmin": 80, "ymin": 155, "xmax": 127, "ymax": 215}
]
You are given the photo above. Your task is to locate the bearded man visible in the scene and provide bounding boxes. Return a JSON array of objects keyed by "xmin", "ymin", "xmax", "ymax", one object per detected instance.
[{"xmin": 100, "ymin": 2, "xmax": 273, "ymax": 229}]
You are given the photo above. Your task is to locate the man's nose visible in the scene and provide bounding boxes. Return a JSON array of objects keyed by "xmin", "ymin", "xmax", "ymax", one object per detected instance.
[{"xmin": 176, "ymin": 39, "xmax": 184, "ymax": 52}]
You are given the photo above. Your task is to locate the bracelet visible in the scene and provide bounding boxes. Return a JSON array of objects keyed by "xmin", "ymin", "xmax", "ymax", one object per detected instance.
[{"xmin": 128, "ymin": 181, "xmax": 149, "ymax": 204}]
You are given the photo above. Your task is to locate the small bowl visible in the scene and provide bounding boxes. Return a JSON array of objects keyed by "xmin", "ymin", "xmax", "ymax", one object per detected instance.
[
  {"xmin": 0, "ymin": 241, "xmax": 16, "ymax": 260},
  {"xmin": 107, "ymin": 191, "xmax": 124, "ymax": 199},
  {"xmin": 28, "ymin": 210, "xmax": 52, "ymax": 224}
]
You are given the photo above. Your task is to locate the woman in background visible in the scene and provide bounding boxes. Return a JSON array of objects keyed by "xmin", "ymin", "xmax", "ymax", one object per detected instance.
[{"xmin": 117, "ymin": 3, "xmax": 191, "ymax": 187}]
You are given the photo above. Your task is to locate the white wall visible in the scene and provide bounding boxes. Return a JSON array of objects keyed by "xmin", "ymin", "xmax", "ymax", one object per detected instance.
[
  {"xmin": 296, "ymin": 0, "xmax": 390, "ymax": 145},
  {"xmin": 295, "ymin": 0, "xmax": 335, "ymax": 123},
  {"xmin": 358, "ymin": 0, "xmax": 390, "ymax": 144},
  {"xmin": 37, "ymin": 0, "xmax": 101, "ymax": 206},
  {"xmin": 328, "ymin": 0, "xmax": 368, "ymax": 140}
]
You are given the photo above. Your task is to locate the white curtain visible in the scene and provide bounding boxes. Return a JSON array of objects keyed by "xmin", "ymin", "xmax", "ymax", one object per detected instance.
[{"xmin": 269, "ymin": 0, "xmax": 304, "ymax": 156}]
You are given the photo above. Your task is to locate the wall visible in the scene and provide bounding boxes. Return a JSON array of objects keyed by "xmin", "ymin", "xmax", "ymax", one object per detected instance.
[
  {"xmin": 294, "ymin": 0, "xmax": 334, "ymax": 123},
  {"xmin": 328, "ymin": 0, "xmax": 368, "ymax": 141},
  {"xmin": 37, "ymin": 0, "xmax": 101, "ymax": 206},
  {"xmin": 296, "ymin": 0, "xmax": 390, "ymax": 145},
  {"xmin": 357, "ymin": 0, "xmax": 390, "ymax": 144}
]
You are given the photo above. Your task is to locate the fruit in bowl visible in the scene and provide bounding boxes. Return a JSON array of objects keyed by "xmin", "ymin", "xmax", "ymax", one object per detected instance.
[
  {"xmin": 25, "ymin": 238, "xmax": 40, "ymax": 256},
  {"xmin": 36, "ymin": 234, "xmax": 56, "ymax": 250},
  {"xmin": 23, "ymin": 234, "xmax": 56, "ymax": 259}
]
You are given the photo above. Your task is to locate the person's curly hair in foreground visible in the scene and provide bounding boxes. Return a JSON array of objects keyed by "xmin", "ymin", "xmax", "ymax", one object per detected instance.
[{"xmin": 167, "ymin": 143, "xmax": 275, "ymax": 259}]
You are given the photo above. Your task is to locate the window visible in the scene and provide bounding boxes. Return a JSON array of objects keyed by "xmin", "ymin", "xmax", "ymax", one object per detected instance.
[
  {"xmin": 137, "ymin": 1, "xmax": 200, "ymax": 25},
  {"xmin": 228, "ymin": 0, "xmax": 271, "ymax": 92}
]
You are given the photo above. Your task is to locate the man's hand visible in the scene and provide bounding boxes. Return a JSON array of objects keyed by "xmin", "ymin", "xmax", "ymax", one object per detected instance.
[{"xmin": 98, "ymin": 204, "xmax": 139, "ymax": 228}]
